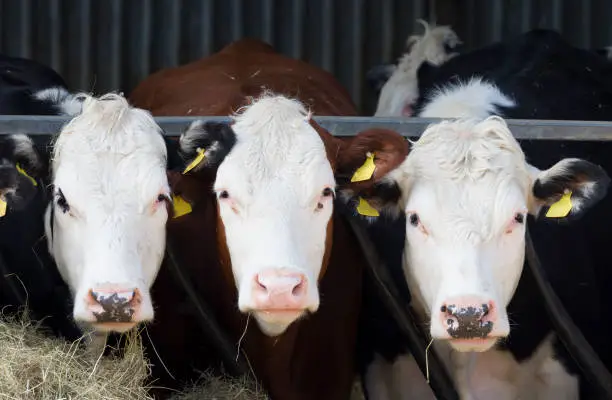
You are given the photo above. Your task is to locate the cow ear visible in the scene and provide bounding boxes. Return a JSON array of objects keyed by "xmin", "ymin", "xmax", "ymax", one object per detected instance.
[
  {"xmin": 530, "ymin": 158, "xmax": 610, "ymax": 221},
  {"xmin": 337, "ymin": 128, "xmax": 410, "ymax": 220},
  {"xmin": 9, "ymin": 134, "xmax": 44, "ymax": 180},
  {"xmin": 178, "ymin": 121, "xmax": 237, "ymax": 174}
]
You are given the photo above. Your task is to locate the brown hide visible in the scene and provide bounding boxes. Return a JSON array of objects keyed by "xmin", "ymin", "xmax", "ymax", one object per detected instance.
[
  {"xmin": 129, "ymin": 38, "xmax": 358, "ymax": 117},
  {"xmin": 132, "ymin": 39, "xmax": 365, "ymax": 399}
]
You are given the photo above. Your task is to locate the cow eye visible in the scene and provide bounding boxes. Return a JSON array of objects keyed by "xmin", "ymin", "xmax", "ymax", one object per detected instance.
[
  {"xmin": 514, "ymin": 213, "xmax": 524, "ymax": 224},
  {"xmin": 322, "ymin": 187, "xmax": 334, "ymax": 197},
  {"xmin": 157, "ymin": 194, "xmax": 169, "ymax": 203},
  {"xmin": 218, "ymin": 190, "xmax": 230, "ymax": 200},
  {"xmin": 409, "ymin": 213, "xmax": 420, "ymax": 227},
  {"xmin": 55, "ymin": 188, "xmax": 70, "ymax": 213}
]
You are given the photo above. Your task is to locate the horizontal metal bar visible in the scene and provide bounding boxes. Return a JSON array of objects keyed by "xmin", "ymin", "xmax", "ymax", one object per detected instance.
[{"xmin": 2, "ymin": 116, "xmax": 612, "ymax": 141}]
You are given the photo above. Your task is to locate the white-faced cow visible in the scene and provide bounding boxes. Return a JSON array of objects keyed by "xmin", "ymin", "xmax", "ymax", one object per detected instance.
[
  {"xmin": 128, "ymin": 38, "xmax": 410, "ymax": 399},
  {"xmin": 44, "ymin": 93, "xmax": 171, "ymax": 349},
  {"xmin": 346, "ymin": 116, "xmax": 610, "ymax": 398},
  {"xmin": 0, "ymin": 55, "xmax": 84, "ymax": 339}
]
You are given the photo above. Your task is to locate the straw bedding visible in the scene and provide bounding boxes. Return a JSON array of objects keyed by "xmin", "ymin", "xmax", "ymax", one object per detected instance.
[
  {"xmin": 0, "ymin": 311, "xmax": 151, "ymax": 400},
  {"xmin": 0, "ymin": 311, "xmax": 365, "ymax": 400}
]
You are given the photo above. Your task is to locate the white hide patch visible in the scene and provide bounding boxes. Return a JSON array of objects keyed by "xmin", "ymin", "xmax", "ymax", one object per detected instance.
[
  {"xmin": 33, "ymin": 87, "xmax": 84, "ymax": 116},
  {"xmin": 388, "ymin": 117, "xmax": 532, "ymax": 346},
  {"xmin": 213, "ymin": 94, "xmax": 335, "ymax": 336},
  {"xmin": 418, "ymin": 77, "xmax": 516, "ymax": 119},
  {"xmin": 374, "ymin": 20, "xmax": 462, "ymax": 117},
  {"xmin": 45, "ymin": 92, "xmax": 169, "ymax": 332}
]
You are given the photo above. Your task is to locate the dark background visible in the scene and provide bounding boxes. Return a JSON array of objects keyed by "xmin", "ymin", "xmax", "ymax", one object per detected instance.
[{"xmin": 0, "ymin": 0, "xmax": 610, "ymax": 115}]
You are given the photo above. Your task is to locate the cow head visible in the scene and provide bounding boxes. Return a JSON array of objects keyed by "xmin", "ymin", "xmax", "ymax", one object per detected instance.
[
  {"xmin": 373, "ymin": 19, "xmax": 462, "ymax": 117},
  {"xmin": 44, "ymin": 93, "xmax": 171, "ymax": 333},
  {"xmin": 0, "ymin": 134, "xmax": 44, "ymax": 215},
  {"xmin": 178, "ymin": 93, "xmax": 408, "ymax": 336},
  {"xmin": 341, "ymin": 116, "xmax": 609, "ymax": 352}
]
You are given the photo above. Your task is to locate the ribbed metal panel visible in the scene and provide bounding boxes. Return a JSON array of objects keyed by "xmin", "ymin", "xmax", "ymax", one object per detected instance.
[{"xmin": 0, "ymin": 0, "xmax": 611, "ymax": 115}]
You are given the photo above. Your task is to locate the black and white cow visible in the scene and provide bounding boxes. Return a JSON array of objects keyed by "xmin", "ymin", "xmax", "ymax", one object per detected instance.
[
  {"xmin": 0, "ymin": 54, "xmax": 83, "ymax": 339},
  {"xmin": 346, "ymin": 116, "xmax": 611, "ymax": 399},
  {"xmin": 357, "ymin": 25, "xmax": 612, "ymax": 399},
  {"xmin": 368, "ymin": 20, "xmax": 462, "ymax": 117}
]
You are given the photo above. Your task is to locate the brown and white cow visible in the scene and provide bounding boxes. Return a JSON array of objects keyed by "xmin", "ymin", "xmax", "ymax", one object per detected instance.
[{"xmin": 129, "ymin": 39, "xmax": 408, "ymax": 399}]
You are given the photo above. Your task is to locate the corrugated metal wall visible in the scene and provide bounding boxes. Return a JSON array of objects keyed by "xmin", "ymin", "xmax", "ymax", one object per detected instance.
[{"xmin": 0, "ymin": 0, "xmax": 611, "ymax": 115}]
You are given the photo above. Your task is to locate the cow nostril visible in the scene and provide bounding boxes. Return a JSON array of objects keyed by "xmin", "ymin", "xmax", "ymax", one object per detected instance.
[
  {"xmin": 482, "ymin": 303, "xmax": 489, "ymax": 317},
  {"xmin": 292, "ymin": 280, "xmax": 305, "ymax": 296}
]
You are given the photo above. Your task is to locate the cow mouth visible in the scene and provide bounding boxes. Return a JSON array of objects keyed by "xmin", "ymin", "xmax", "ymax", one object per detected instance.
[
  {"xmin": 256, "ymin": 308, "xmax": 306, "ymax": 317},
  {"xmin": 91, "ymin": 321, "xmax": 139, "ymax": 333},
  {"xmin": 447, "ymin": 337, "xmax": 500, "ymax": 352}
]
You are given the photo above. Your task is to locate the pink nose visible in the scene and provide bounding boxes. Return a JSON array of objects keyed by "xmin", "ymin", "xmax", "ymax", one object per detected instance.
[
  {"xmin": 252, "ymin": 269, "xmax": 308, "ymax": 310},
  {"xmin": 85, "ymin": 286, "xmax": 141, "ymax": 323},
  {"xmin": 439, "ymin": 296, "xmax": 497, "ymax": 339}
]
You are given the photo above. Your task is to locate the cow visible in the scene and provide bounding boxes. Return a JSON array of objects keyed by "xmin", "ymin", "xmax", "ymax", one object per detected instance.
[
  {"xmin": 0, "ymin": 53, "xmax": 82, "ymax": 116},
  {"xmin": 42, "ymin": 92, "xmax": 172, "ymax": 352},
  {"xmin": 128, "ymin": 38, "xmax": 410, "ymax": 399},
  {"xmin": 342, "ymin": 116, "xmax": 611, "ymax": 399},
  {"xmin": 371, "ymin": 24, "xmax": 612, "ymax": 121},
  {"xmin": 369, "ymin": 20, "xmax": 462, "ymax": 117},
  {"xmin": 357, "ymin": 25, "xmax": 612, "ymax": 399},
  {"xmin": 0, "ymin": 55, "xmax": 83, "ymax": 339}
]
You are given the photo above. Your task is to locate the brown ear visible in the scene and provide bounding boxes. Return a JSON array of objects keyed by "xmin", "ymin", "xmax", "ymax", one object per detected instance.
[
  {"xmin": 337, "ymin": 128, "xmax": 410, "ymax": 219},
  {"xmin": 337, "ymin": 128, "xmax": 409, "ymax": 187}
]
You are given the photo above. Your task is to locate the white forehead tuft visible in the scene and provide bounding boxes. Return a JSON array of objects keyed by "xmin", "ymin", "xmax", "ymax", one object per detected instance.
[
  {"xmin": 216, "ymin": 93, "xmax": 333, "ymax": 196},
  {"xmin": 228, "ymin": 93, "xmax": 326, "ymax": 164},
  {"xmin": 403, "ymin": 116, "xmax": 529, "ymax": 186},
  {"xmin": 231, "ymin": 93, "xmax": 312, "ymax": 137},
  {"xmin": 51, "ymin": 92, "xmax": 167, "ymax": 175}
]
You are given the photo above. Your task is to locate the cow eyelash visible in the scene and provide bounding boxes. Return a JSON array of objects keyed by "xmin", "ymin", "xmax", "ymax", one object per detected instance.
[
  {"xmin": 409, "ymin": 213, "xmax": 420, "ymax": 227},
  {"xmin": 322, "ymin": 187, "xmax": 334, "ymax": 197},
  {"xmin": 55, "ymin": 189, "xmax": 70, "ymax": 213},
  {"xmin": 157, "ymin": 194, "xmax": 170, "ymax": 203},
  {"xmin": 514, "ymin": 213, "xmax": 525, "ymax": 224},
  {"xmin": 316, "ymin": 187, "xmax": 335, "ymax": 211}
]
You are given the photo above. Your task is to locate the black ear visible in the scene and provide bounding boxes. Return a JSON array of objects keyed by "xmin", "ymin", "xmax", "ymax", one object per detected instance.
[
  {"xmin": 178, "ymin": 121, "xmax": 237, "ymax": 173},
  {"xmin": 339, "ymin": 179, "xmax": 404, "ymax": 221},
  {"xmin": 531, "ymin": 158, "xmax": 610, "ymax": 221},
  {"xmin": 6, "ymin": 134, "xmax": 43, "ymax": 179}
]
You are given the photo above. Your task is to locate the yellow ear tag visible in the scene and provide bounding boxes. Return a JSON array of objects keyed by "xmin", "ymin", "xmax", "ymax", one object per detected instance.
[
  {"xmin": 182, "ymin": 148, "xmax": 206, "ymax": 174},
  {"xmin": 351, "ymin": 152, "xmax": 376, "ymax": 183},
  {"xmin": 0, "ymin": 198, "xmax": 6, "ymax": 217},
  {"xmin": 356, "ymin": 197, "xmax": 380, "ymax": 217},
  {"xmin": 545, "ymin": 190, "xmax": 573, "ymax": 218},
  {"xmin": 172, "ymin": 194, "xmax": 193, "ymax": 218},
  {"xmin": 16, "ymin": 164, "xmax": 37, "ymax": 187}
]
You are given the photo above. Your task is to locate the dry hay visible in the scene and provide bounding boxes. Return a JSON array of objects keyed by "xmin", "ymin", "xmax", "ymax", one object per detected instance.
[
  {"xmin": 0, "ymin": 310, "xmax": 151, "ymax": 400},
  {"xmin": 0, "ymin": 311, "xmax": 366, "ymax": 400},
  {"xmin": 170, "ymin": 372, "xmax": 269, "ymax": 400},
  {"xmin": 172, "ymin": 373, "xmax": 366, "ymax": 400}
]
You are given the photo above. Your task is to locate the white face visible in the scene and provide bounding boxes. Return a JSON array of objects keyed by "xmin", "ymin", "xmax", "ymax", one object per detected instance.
[
  {"xmin": 211, "ymin": 96, "xmax": 336, "ymax": 336},
  {"xmin": 45, "ymin": 93, "xmax": 170, "ymax": 333},
  {"xmin": 392, "ymin": 118, "xmax": 533, "ymax": 352}
]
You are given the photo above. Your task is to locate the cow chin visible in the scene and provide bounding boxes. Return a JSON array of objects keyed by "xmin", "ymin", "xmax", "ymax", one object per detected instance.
[
  {"xmin": 252, "ymin": 309, "xmax": 307, "ymax": 336},
  {"xmin": 91, "ymin": 321, "xmax": 139, "ymax": 333},
  {"xmin": 447, "ymin": 337, "xmax": 500, "ymax": 352}
]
